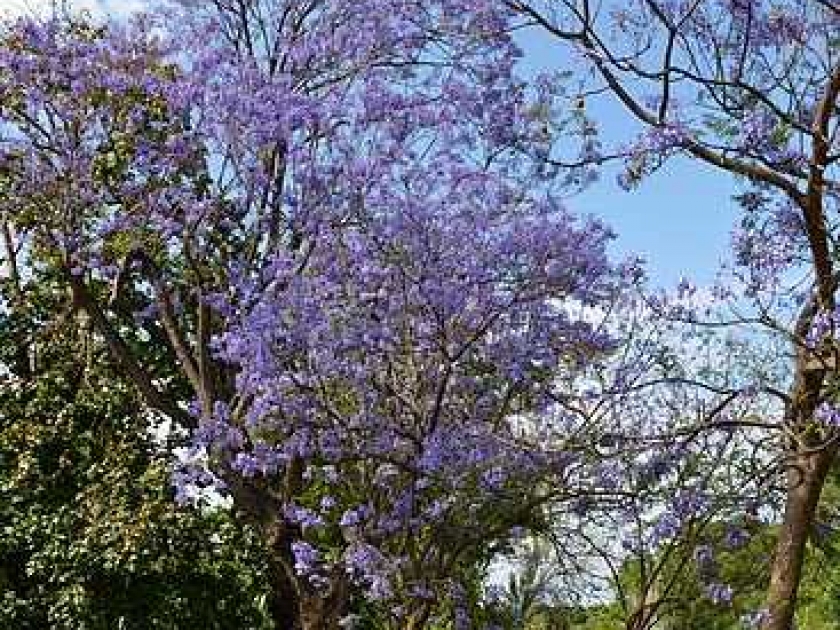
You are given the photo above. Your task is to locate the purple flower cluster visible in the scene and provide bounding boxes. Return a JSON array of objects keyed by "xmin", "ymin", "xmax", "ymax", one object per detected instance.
[
  {"xmin": 804, "ymin": 305, "xmax": 840, "ymax": 351},
  {"xmin": 724, "ymin": 527, "xmax": 750, "ymax": 550},
  {"xmin": 704, "ymin": 582, "xmax": 734, "ymax": 605},
  {"xmin": 650, "ymin": 487, "xmax": 710, "ymax": 545},
  {"xmin": 815, "ymin": 402, "xmax": 840, "ymax": 427},
  {"xmin": 292, "ymin": 541, "xmax": 320, "ymax": 576},
  {"xmin": 344, "ymin": 542, "xmax": 393, "ymax": 601},
  {"xmin": 0, "ymin": 2, "xmax": 634, "ymax": 613},
  {"xmin": 741, "ymin": 608, "xmax": 771, "ymax": 629},
  {"xmin": 618, "ymin": 122, "xmax": 692, "ymax": 189}
]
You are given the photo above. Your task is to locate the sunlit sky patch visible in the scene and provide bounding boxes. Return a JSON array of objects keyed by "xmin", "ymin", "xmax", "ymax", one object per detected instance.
[{"xmin": 1, "ymin": 0, "xmax": 145, "ymax": 18}]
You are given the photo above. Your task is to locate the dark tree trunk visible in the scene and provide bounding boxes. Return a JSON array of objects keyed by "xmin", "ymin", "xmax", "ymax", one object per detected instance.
[
  {"xmin": 266, "ymin": 544, "xmax": 302, "ymax": 630},
  {"xmin": 625, "ymin": 606, "xmax": 654, "ymax": 630},
  {"xmin": 299, "ymin": 573, "xmax": 350, "ymax": 630},
  {"xmin": 760, "ymin": 292, "xmax": 837, "ymax": 630},
  {"xmin": 764, "ymin": 447, "xmax": 836, "ymax": 630},
  {"xmin": 225, "ymin": 474, "xmax": 304, "ymax": 630}
]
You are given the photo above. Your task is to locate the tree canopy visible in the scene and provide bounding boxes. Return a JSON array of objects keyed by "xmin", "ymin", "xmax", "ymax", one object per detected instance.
[{"xmin": 1, "ymin": 1, "xmax": 840, "ymax": 629}]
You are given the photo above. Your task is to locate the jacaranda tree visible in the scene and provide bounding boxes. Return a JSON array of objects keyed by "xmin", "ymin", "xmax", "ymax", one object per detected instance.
[
  {"xmin": 0, "ymin": 3, "xmax": 635, "ymax": 628},
  {"xmin": 506, "ymin": 0, "xmax": 840, "ymax": 627}
]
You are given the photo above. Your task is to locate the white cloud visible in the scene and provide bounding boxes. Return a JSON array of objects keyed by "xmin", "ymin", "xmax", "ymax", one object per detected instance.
[
  {"xmin": 1, "ymin": 0, "xmax": 95, "ymax": 17},
  {"xmin": 1, "ymin": 0, "xmax": 145, "ymax": 18},
  {"xmin": 102, "ymin": 0, "xmax": 146, "ymax": 15}
]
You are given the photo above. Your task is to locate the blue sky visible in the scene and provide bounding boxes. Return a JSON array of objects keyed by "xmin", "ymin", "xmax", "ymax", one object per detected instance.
[
  {"xmin": 516, "ymin": 28, "xmax": 740, "ymax": 288},
  {"xmin": 574, "ymin": 154, "xmax": 738, "ymax": 288}
]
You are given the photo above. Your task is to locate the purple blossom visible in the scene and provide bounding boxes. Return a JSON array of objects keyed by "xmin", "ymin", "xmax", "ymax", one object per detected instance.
[
  {"xmin": 344, "ymin": 542, "xmax": 393, "ymax": 601},
  {"xmin": 0, "ymin": 4, "xmax": 637, "ymax": 616},
  {"xmin": 704, "ymin": 582, "xmax": 734, "ymax": 606},
  {"xmin": 284, "ymin": 504, "xmax": 325, "ymax": 530},
  {"xmin": 741, "ymin": 608, "xmax": 771, "ymax": 629},
  {"xmin": 618, "ymin": 121, "xmax": 692, "ymax": 189},
  {"xmin": 340, "ymin": 506, "xmax": 371, "ymax": 529},
  {"xmin": 409, "ymin": 583, "xmax": 436, "ymax": 600},
  {"xmin": 725, "ymin": 527, "xmax": 750, "ymax": 550},
  {"xmin": 805, "ymin": 307, "xmax": 840, "ymax": 349},
  {"xmin": 694, "ymin": 544, "xmax": 715, "ymax": 567},
  {"xmin": 815, "ymin": 402, "xmax": 840, "ymax": 427},
  {"xmin": 291, "ymin": 541, "xmax": 320, "ymax": 576},
  {"xmin": 651, "ymin": 512, "xmax": 683, "ymax": 544}
]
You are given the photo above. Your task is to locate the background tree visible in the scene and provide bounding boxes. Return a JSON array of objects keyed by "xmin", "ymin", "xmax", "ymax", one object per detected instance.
[
  {"xmin": 0, "ymin": 264, "xmax": 274, "ymax": 628},
  {"xmin": 504, "ymin": 1, "xmax": 840, "ymax": 627}
]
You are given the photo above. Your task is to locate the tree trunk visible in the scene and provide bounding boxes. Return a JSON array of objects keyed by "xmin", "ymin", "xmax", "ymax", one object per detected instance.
[
  {"xmin": 626, "ymin": 607, "xmax": 654, "ymax": 630},
  {"xmin": 264, "ymin": 532, "xmax": 351, "ymax": 630},
  {"xmin": 763, "ymin": 446, "xmax": 836, "ymax": 630},
  {"xmin": 299, "ymin": 574, "xmax": 349, "ymax": 630},
  {"xmin": 268, "ymin": 558, "xmax": 301, "ymax": 630},
  {"xmin": 222, "ymin": 472, "xmax": 303, "ymax": 630}
]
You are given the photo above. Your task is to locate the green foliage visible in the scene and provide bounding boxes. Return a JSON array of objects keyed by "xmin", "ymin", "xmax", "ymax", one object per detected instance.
[{"xmin": 0, "ymin": 278, "xmax": 273, "ymax": 629}]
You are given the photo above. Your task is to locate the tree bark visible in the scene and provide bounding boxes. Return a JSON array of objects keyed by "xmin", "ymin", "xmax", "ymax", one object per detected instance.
[
  {"xmin": 763, "ymin": 61, "xmax": 840, "ymax": 630},
  {"xmin": 764, "ymin": 446, "xmax": 837, "ymax": 630},
  {"xmin": 299, "ymin": 573, "xmax": 349, "ymax": 630},
  {"xmin": 266, "ymin": 542, "xmax": 302, "ymax": 630},
  {"xmin": 625, "ymin": 604, "xmax": 656, "ymax": 630}
]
